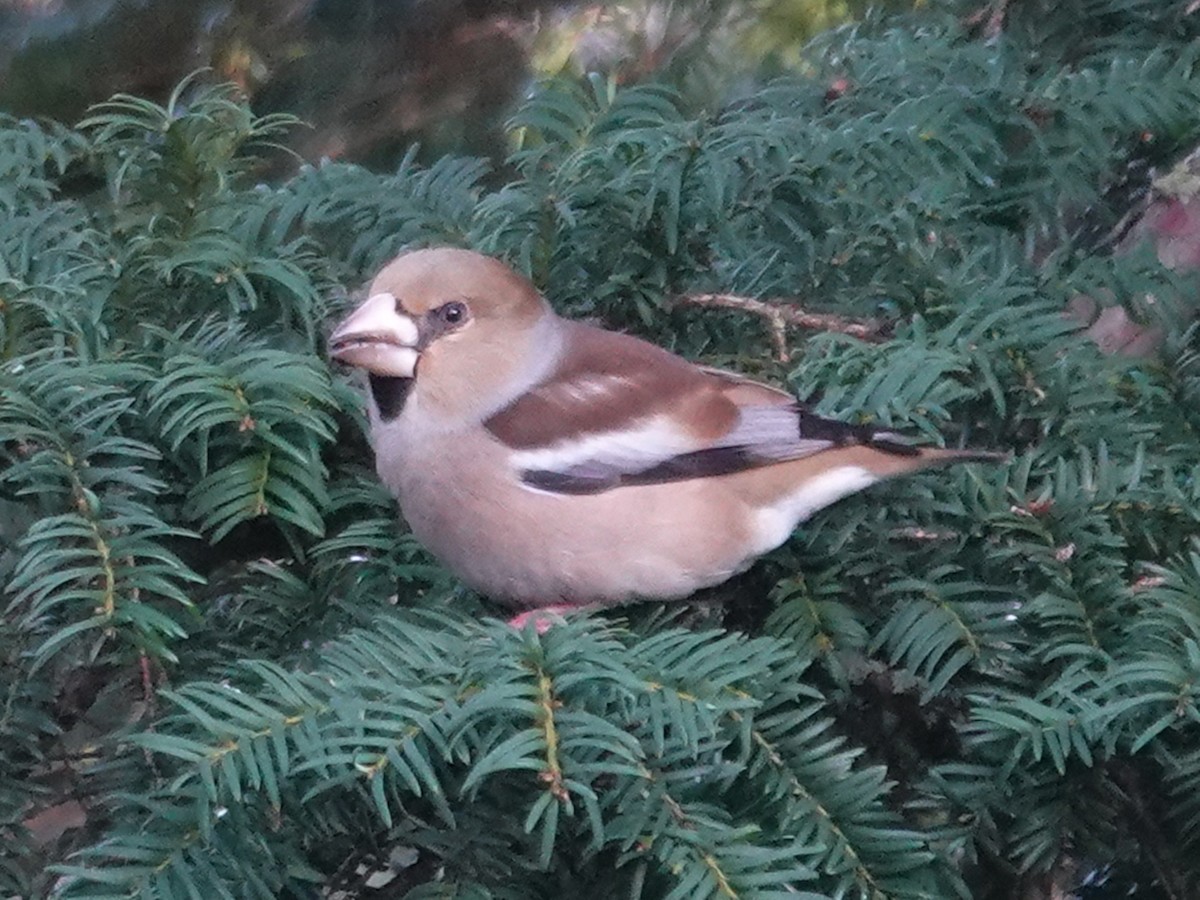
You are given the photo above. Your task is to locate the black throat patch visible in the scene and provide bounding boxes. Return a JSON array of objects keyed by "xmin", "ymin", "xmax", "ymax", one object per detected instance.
[{"xmin": 369, "ymin": 375, "xmax": 414, "ymax": 421}]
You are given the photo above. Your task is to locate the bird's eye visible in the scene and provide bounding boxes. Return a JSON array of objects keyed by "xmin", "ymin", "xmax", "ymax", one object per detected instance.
[{"xmin": 439, "ymin": 302, "xmax": 467, "ymax": 325}]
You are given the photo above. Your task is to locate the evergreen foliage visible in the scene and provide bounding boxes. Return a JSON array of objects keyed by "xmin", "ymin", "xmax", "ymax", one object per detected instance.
[{"xmin": 3, "ymin": 2, "xmax": 1200, "ymax": 897}]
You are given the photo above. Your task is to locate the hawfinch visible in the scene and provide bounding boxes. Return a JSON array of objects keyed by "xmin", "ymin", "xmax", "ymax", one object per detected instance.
[{"xmin": 329, "ymin": 248, "xmax": 995, "ymax": 619}]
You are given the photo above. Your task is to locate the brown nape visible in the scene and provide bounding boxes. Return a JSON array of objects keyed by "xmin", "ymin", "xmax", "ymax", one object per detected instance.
[{"xmin": 370, "ymin": 247, "xmax": 547, "ymax": 323}]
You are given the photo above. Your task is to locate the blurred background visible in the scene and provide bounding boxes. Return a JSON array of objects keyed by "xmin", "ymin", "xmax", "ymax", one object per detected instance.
[{"xmin": 0, "ymin": 0, "xmax": 910, "ymax": 167}]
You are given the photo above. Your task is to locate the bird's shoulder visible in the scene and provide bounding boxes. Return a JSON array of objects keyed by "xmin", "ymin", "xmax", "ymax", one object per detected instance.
[
  {"xmin": 480, "ymin": 319, "xmax": 923, "ymax": 495},
  {"xmin": 484, "ymin": 320, "xmax": 753, "ymax": 450}
]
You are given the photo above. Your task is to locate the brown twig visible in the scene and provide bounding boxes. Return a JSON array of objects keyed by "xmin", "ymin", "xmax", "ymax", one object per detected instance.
[
  {"xmin": 963, "ymin": 0, "xmax": 1011, "ymax": 39},
  {"xmin": 1111, "ymin": 763, "xmax": 1190, "ymax": 900},
  {"xmin": 676, "ymin": 292, "xmax": 886, "ymax": 362}
]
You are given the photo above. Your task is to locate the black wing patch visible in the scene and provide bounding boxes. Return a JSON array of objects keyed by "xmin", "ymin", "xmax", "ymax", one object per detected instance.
[
  {"xmin": 519, "ymin": 408, "xmax": 921, "ymax": 494},
  {"xmin": 795, "ymin": 410, "xmax": 920, "ymax": 457},
  {"xmin": 522, "ymin": 446, "xmax": 760, "ymax": 495}
]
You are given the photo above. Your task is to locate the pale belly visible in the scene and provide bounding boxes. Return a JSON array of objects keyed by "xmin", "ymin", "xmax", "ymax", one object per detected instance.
[{"xmin": 379, "ymin": 429, "xmax": 760, "ymax": 609}]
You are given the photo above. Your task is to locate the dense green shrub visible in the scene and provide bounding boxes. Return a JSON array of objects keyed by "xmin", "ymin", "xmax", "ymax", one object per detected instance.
[{"xmin": 3, "ymin": 3, "xmax": 1200, "ymax": 897}]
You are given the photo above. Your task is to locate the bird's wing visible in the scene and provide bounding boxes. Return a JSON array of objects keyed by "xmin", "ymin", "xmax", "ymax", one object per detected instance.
[{"xmin": 483, "ymin": 322, "xmax": 917, "ymax": 495}]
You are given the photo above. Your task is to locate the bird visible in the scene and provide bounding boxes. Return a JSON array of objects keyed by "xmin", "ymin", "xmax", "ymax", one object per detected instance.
[{"xmin": 328, "ymin": 247, "xmax": 999, "ymax": 627}]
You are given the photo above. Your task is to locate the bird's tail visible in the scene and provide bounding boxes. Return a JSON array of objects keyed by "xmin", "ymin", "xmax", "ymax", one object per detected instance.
[
  {"xmin": 845, "ymin": 441, "xmax": 1008, "ymax": 481},
  {"xmin": 911, "ymin": 446, "xmax": 1010, "ymax": 468}
]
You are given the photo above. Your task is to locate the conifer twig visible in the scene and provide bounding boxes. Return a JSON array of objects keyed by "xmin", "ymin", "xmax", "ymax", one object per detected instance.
[
  {"xmin": 676, "ymin": 292, "xmax": 886, "ymax": 362},
  {"xmin": 1111, "ymin": 764, "xmax": 1188, "ymax": 900},
  {"xmin": 963, "ymin": 0, "xmax": 1011, "ymax": 38}
]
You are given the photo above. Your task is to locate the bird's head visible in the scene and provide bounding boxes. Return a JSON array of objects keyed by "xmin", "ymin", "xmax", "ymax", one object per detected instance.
[{"xmin": 329, "ymin": 247, "xmax": 554, "ymax": 422}]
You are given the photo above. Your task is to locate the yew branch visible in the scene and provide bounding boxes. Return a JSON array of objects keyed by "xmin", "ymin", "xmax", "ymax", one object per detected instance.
[{"xmin": 676, "ymin": 292, "xmax": 886, "ymax": 361}]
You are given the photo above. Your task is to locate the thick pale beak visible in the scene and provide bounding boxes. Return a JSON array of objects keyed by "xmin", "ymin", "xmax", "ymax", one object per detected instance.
[{"xmin": 328, "ymin": 292, "xmax": 421, "ymax": 378}]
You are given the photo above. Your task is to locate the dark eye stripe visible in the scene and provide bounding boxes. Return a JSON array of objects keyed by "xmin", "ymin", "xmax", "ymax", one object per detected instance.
[{"xmin": 415, "ymin": 301, "xmax": 471, "ymax": 350}]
